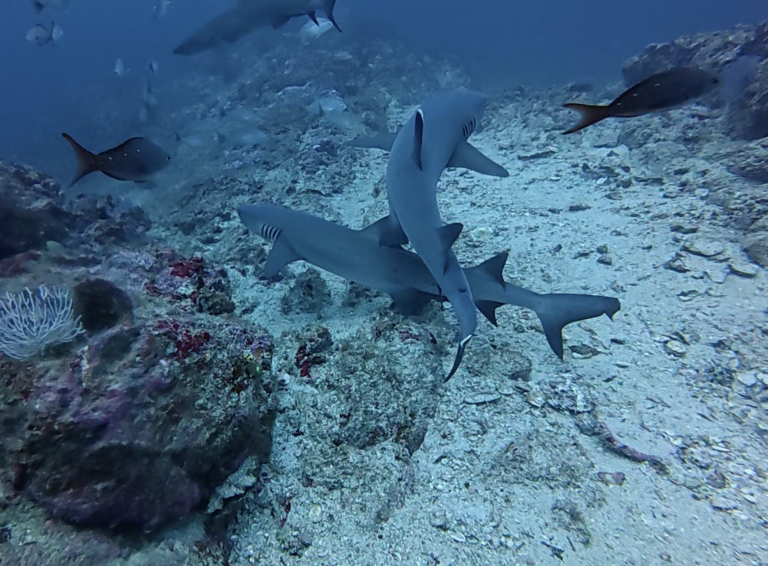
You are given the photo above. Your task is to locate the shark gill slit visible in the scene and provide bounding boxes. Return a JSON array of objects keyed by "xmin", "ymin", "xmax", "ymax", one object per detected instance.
[{"xmin": 261, "ymin": 224, "xmax": 281, "ymax": 241}]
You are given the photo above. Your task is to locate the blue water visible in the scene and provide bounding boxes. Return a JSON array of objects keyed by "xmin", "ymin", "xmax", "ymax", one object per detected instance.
[{"xmin": 0, "ymin": 0, "xmax": 764, "ymax": 178}]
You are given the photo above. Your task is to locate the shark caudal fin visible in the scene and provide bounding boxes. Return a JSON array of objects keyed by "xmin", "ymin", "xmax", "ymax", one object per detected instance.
[
  {"xmin": 445, "ymin": 334, "xmax": 473, "ymax": 382},
  {"xmin": 319, "ymin": 0, "xmax": 341, "ymax": 31},
  {"xmin": 447, "ymin": 142, "xmax": 509, "ymax": 177},
  {"xmin": 61, "ymin": 133, "xmax": 100, "ymax": 187},
  {"xmin": 533, "ymin": 294, "xmax": 621, "ymax": 358},
  {"xmin": 562, "ymin": 103, "xmax": 613, "ymax": 134}
]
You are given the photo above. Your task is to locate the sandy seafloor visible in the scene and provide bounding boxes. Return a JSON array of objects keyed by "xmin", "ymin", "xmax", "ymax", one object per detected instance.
[
  {"xmin": 20, "ymin": 31, "xmax": 766, "ymax": 564},
  {"xmin": 119, "ymin": 85, "xmax": 768, "ymax": 566}
]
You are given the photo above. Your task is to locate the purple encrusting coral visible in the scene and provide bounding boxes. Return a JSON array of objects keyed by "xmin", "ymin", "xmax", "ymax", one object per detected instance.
[{"xmin": 0, "ymin": 163, "xmax": 276, "ymax": 533}]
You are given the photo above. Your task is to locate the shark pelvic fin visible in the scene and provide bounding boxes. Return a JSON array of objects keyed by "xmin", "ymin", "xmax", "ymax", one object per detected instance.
[
  {"xmin": 474, "ymin": 251, "xmax": 508, "ymax": 285},
  {"xmin": 476, "ymin": 300, "xmax": 504, "ymax": 327},
  {"xmin": 389, "ymin": 289, "xmax": 433, "ymax": 316},
  {"xmin": 445, "ymin": 334, "xmax": 473, "ymax": 382},
  {"xmin": 437, "ymin": 223, "xmax": 463, "ymax": 252},
  {"xmin": 271, "ymin": 16, "xmax": 291, "ymax": 28},
  {"xmin": 307, "ymin": 10, "xmax": 319, "ymax": 25},
  {"xmin": 412, "ymin": 109, "xmax": 424, "ymax": 170},
  {"xmin": 262, "ymin": 239, "xmax": 301, "ymax": 279},
  {"xmin": 321, "ymin": 0, "xmax": 342, "ymax": 32},
  {"xmin": 447, "ymin": 141, "xmax": 509, "ymax": 178}
]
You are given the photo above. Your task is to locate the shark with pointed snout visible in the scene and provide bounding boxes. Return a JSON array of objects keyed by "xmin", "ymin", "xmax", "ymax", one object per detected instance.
[
  {"xmin": 350, "ymin": 89, "xmax": 510, "ymax": 378},
  {"xmin": 173, "ymin": 0, "xmax": 341, "ymax": 56},
  {"xmin": 238, "ymin": 203, "xmax": 620, "ymax": 379}
]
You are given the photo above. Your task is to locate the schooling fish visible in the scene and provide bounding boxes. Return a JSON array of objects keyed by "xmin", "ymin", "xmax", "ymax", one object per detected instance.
[
  {"xmin": 562, "ymin": 67, "xmax": 720, "ymax": 134},
  {"xmin": 61, "ymin": 133, "xmax": 171, "ymax": 187},
  {"xmin": 173, "ymin": 0, "xmax": 341, "ymax": 56}
]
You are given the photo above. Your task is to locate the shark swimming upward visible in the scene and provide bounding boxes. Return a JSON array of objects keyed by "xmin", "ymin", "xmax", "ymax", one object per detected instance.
[
  {"xmin": 238, "ymin": 203, "xmax": 621, "ymax": 379},
  {"xmin": 353, "ymin": 89, "xmax": 510, "ymax": 377},
  {"xmin": 173, "ymin": 0, "xmax": 341, "ymax": 56}
]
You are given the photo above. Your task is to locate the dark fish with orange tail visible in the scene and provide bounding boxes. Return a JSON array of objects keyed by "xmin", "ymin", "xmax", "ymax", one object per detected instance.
[
  {"xmin": 61, "ymin": 133, "xmax": 171, "ymax": 187},
  {"xmin": 562, "ymin": 67, "xmax": 720, "ymax": 134}
]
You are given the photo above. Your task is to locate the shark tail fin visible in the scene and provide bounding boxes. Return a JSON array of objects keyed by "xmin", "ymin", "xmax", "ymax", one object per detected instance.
[
  {"xmin": 562, "ymin": 103, "xmax": 613, "ymax": 134},
  {"xmin": 445, "ymin": 334, "xmax": 473, "ymax": 382},
  {"xmin": 61, "ymin": 133, "xmax": 99, "ymax": 187},
  {"xmin": 533, "ymin": 294, "xmax": 621, "ymax": 358},
  {"xmin": 319, "ymin": 0, "xmax": 342, "ymax": 32}
]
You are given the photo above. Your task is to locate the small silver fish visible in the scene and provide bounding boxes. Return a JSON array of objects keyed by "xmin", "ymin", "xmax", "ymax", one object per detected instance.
[
  {"xmin": 114, "ymin": 58, "xmax": 129, "ymax": 77},
  {"xmin": 147, "ymin": 59, "xmax": 159, "ymax": 74},
  {"xmin": 153, "ymin": 0, "xmax": 170, "ymax": 21}
]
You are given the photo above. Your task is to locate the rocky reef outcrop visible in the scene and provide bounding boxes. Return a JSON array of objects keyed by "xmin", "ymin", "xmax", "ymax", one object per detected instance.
[
  {"xmin": 0, "ymin": 161, "xmax": 276, "ymax": 549},
  {"xmin": 622, "ymin": 21, "xmax": 768, "ymax": 140}
]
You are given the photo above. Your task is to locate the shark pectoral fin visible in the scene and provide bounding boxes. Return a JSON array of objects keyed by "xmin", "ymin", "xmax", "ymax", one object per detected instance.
[
  {"xmin": 378, "ymin": 216, "xmax": 409, "ymax": 248},
  {"xmin": 448, "ymin": 141, "xmax": 509, "ymax": 178},
  {"xmin": 534, "ymin": 294, "xmax": 622, "ymax": 359},
  {"xmin": 307, "ymin": 11, "xmax": 319, "ymax": 25},
  {"xmin": 474, "ymin": 251, "xmax": 508, "ymax": 285},
  {"xmin": 412, "ymin": 109, "xmax": 424, "ymax": 170},
  {"xmin": 445, "ymin": 334, "xmax": 473, "ymax": 382},
  {"xmin": 262, "ymin": 239, "xmax": 301, "ymax": 279},
  {"xmin": 346, "ymin": 131, "xmax": 398, "ymax": 151},
  {"xmin": 476, "ymin": 300, "xmax": 504, "ymax": 326},
  {"xmin": 389, "ymin": 289, "xmax": 433, "ymax": 316},
  {"xmin": 437, "ymin": 223, "xmax": 463, "ymax": 252},
  {"xmin": 271, "ymin": 16, "xmax": 291, "ymax": 29}
]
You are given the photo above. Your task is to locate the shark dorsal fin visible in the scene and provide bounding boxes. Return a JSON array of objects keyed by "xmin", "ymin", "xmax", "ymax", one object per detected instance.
[
  {"xmin": 360, "ymin": 216, "xmax": 391, "ymax": 237},
  {"xmin": 437, "ymin": 222, "xmax": 463, "ymax": 252},
  {"xmin": 476, "ymin": 300, "xmax": 504, "ymax": 327},
  {"xmin": 377, "ymin": 214, "xmax": 409, "ymax": 248},
  {"xmin": 475, "ymin": 251, "xmax": 508, "ymax": 284},
  {"xmin": 412, "ymin": 109, "xmax": 424, "ymax": 170}
]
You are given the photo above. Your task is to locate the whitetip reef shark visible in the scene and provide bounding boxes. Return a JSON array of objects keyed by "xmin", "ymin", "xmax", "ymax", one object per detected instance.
[
  {"xmin": 174, "ymin": 0, "xmax": 341, "ymax": 56},
  {"xmin": 238, "ymin": 203, "xmax": 621, "ymax": 380},
  {"xmin": 350, "ymin": 89, "xmax": 510, "ymax": 378}
]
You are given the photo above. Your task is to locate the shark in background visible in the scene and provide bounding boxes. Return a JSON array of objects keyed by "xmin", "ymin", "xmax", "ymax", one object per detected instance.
[
  {"xmin": 351, "ymin": 89, "xmax": 510, "ymax": 377},
  {"xmin": 238, "ymin": 203, "xmax": 621, "ymax": 380},
  {"xmin": 173, "ymin": 0, "xmax": 341, "ymax": 56}
]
